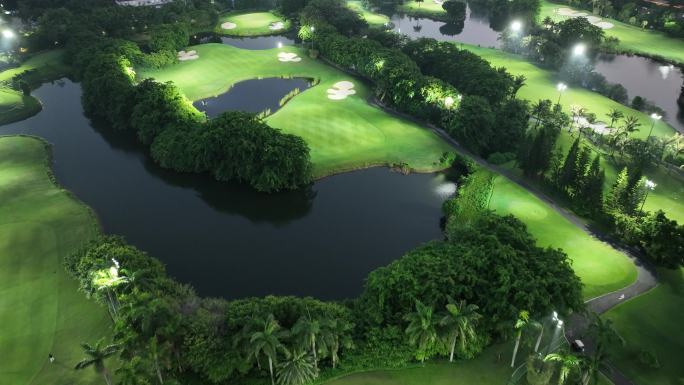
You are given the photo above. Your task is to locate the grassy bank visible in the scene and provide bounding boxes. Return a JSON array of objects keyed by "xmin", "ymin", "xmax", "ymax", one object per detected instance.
[
  {"xmin": 0, "ymin": 50, "xmax": 70, "ymax": 126},
  {"xmin": 216, "ymin": 11, "xmax": 291, "ymax": 36},
  {"xmin": 138, "ymin": 43, "xmax": 453, "ymax": 177},
  {"xmin": 397, "ymin": 0, "xmax": 449, "ymax": 21},
  {"xmin": 540, "ymin": 0, "xmax": 684, "ymax": 66},
  {"xmin": 603, "ymin": 267, "xmax": 684, "ymax": 385},
  {"xmin": 347, "ymin": 1, "xmax": 389, "ymax": 26},
  {"xmin": 0, "ymin": 136, "xmax": 110, "ymax": 385}
]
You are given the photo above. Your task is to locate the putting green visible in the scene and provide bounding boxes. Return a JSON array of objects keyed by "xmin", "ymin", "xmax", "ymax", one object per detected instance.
[
  {"xmin": 138, "ymin": 43, "xmax": 453, "ymax": 177},
  {"xmin": 540, "ymin": 0, "xmax": 684, "ymax": 66},
  {"xmin": 347, "ymin": 1, "xmax": 390, "ymax": 26},
  {"xmin": 603, "ymin": 268, "xmax": 684, "ymax": 385},
  {"xmin": 487, "ymin": 173, "xmax": 637, "ymax": 300},
  {"xmin": 0, "ymin": 50, "xmax": 70, "ymax": 125},
  {"xmin": 216, "ymin": 11, "xmax": 290, "ymax": 36},
  {"xmin": 463, "ymin": 45, "xmax": 676, "ymax": 140},
  {"xmin": 0, "ymin": 136, "xmax": 110, "ymax": 385}
]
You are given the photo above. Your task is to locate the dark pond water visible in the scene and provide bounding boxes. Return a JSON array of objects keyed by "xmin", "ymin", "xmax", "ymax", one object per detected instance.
[
  {"xmin": 594, "ymin": 54, "xmax": 684, "ymax": 133},
  {"xmin": 191, "ymin": 32, "xmax": 296, "ymax": 50},
  {"xmin": 193, "ymin": 77, "xmax": 311, "ymax": 118},
  {"xmin": 0, "ymin": 80, "xmax": 454, "ymax": 300},
  {"xmin": 390, "ymin": 4, "xmax": 501, "ymax": 48}
]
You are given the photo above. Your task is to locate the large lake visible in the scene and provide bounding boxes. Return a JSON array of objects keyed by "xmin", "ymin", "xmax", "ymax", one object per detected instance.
[{"xmin": 0, "ymin": 80, "xmax": 454, "ymax": 300}]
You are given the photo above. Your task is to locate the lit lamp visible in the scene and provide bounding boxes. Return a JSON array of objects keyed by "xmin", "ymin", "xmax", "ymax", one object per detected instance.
[
  {"xmin": 572, "ymin": 43, "xmax": 586, "ymax": 57},
  {"xmin": 647, "ymin": 113, "xmax": 662, "ymax": 140},
  {"xmin": 556, "ymin": 82, "xmax": 567, "ymax": 105}
]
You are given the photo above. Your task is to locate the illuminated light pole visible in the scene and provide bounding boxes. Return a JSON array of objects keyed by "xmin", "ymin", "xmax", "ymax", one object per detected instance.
[
  {"xmin": 2, "ymin": 29, "xmax": 14, "ymax": 39},
  {"xmin": 647, "ymin": 112, "xmax": 662, "ymax": 140},
  {"xmin": 510, "ymin": 20, "xmax": 523, "ymax": 34},
  {"xmin": 556, "ymin": 82, "xmax": 567, "ymax": 106},
  {"xmin": 310, "ymin": 26, "xmax": 315, "ymax": 50},
  {"xmin": 640, "ymin": 179, "xmax": 657, "ymax": 213}
]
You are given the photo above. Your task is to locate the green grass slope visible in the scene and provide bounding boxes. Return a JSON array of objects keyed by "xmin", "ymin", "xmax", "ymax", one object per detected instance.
[
  {"xmin": 0, "ymin": 136, "xmax": 110, "ymax": 385},
  {"xmin": 604, "ymin": 268, "xmax": 684, "ymax": 385},
  {"xmin": 216, "ymin": 11, "xmax": 291, "ymax": 36},
  {"xmin": 0, "ymin": 50, "xmax": 70, "ymax": 126},
  {"xmin": 139, "ymin": 43, "xmax": 453, "ymax": 177},
  {"xmin": 540, "ymin": 0, "xmax": 684, "ymax": 66},
  {"xmin": 488, "ymin": 174, "xmax": 637, "ymax": 300},
  {"xmin": 347, "ymin": 1, "xmax": 389, "ymax": 26}
]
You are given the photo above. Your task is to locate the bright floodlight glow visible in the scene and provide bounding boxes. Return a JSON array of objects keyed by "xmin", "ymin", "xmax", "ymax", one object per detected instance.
[
  {"xmin": 310, "ymin": 26, "xmax": 315, "ymax": 32},
  {"xmin": 510, "ymin": 20, "xmax": 522, "ymax": 32},
  {"xmin": 557, "ymin": 83, "xmax": 567, "ymax": 92},
  {"xmin": 557, "ymin": 320, "xmax": 564, "ymax": 328},
  {"xmin": 277, "ymin": 42, "xmax": 283, "ymax": 48},
  {"xmin": 444, "ymin": 96, "xmax": 455, "ymax": 108},
  {"xmin": 435, "ymin": 182, "xmax": 457, "ymax": 198},
  {"xmin": 112, "ymin": 258, "xmax": 120, "ymax": 269},
  {"xmin": 572, "ymin": 43, "xmax": 586, "ymax": 56},
  {"xmin": 2, "ymin": 29, "xmax": 14, "ymax": 39},
  {"xmin": 645, "ymin": 179, "xmax": 657, "ymax": 190},
  {"xmin": 650, "ymin": 113, "xmax": 662, "ymax": 120}
]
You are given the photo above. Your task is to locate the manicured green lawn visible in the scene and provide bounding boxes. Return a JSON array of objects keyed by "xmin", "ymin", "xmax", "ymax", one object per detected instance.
[
  {"xmin": 216, "ymin": 11, "xmax": 290, "ymax": 36},
  {"xmin": 540, "ymin": 0, "xmax": 684, "ymax": 66},
  {"xmin": 397, "ymin": 0, "xmax": 448, "ymax": 19},
  {"xmin": 347, "ymin": 1, "xmax": 389, "ymax": 26},
  {"xmin": 0, "ymin": 50, "xmax": 69, "ymax": 125},
  {"xmin": 463, "ymin": 45, "xmax": 676, "ymax": 140},
  {"xmin": 139, "ymin": 43, "xmax": 453, "ymax": 177},
  {"xmin": 487, "ymin": 173, "xmax": 637, "ymax": 300},
  {"xmin": 0, "ymin": 136, "xmax": 111, "ymax": 385},
  {"xmin": 603, "ymin": 268, "xmax": 684, "ymax": 385}
]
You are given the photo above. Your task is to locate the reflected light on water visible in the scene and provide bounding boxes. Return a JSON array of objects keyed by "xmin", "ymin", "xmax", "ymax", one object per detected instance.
[
  {"xmin": 659, "ymin": 64, "xmax": 674, "ymax": 80},
  {"xmin": 434, "ymin": 181, "xmax": 457, "ymax": 198}
]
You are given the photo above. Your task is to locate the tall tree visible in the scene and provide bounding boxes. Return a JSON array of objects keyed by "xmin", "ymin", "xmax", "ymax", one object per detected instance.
[
  {"xmin": 439, "ymin": 298, "xmax": 481, "ymax": 362},
  {"xmin": 74, "ymin": 339, "xmax": 120, "ymax": 385},
  {"xmin": 319, "ymin": 318, "xmax": 353, "ymax": 369},
  {"xmin": 248, "ymin": 314, "xmax": 288, "ymax": 385},
  {"xmin": 544, "ymin": 351, "xmax": 582, "ymax": 385},
  {"xmin": 606, "ymin": 108, "xmax": 624, "ymax": 128},
  {"xmin": 556, "ymin": 138, "xmax": 581, "ymax": 191},
  {"xmin": 579, "ymin": 155, "xmax": 605, "ymax": 215},
  {"xmin": 404, "ymin": 300, "xmax": 440, "ymax": 363},
  {"xmin": 292, "ymin": 314, "xmax": 324, "ymax": 369}
]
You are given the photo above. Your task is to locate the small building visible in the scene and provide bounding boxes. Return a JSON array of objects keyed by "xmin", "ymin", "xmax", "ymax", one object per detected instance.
[{"xmin": 115, "ymin": 0, "xmax": 173, "ymax": 6}]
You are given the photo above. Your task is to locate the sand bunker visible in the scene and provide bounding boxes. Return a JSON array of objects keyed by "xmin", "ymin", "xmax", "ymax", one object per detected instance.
[
  {"xmin": 433, "ymin": 0, "xmax": 444, "ymax": 4},
  {"xmin": 278, "ymin": 52, "xmax": 301, "ymax": 62},
  {"xmin": 554, "ymin": 7, "xmax": 614, "ymax": 29},
  {"xmin": 575, "ymin": 117, "xmax": 611, "ymax": 135},
  {"xmin": 221, "ymin": 21, "xmax": 237, "ymax": 30},
  {"xmin": 269, "ymin": 21, "xmax": 285, "ymax": 30},
  {"xmin": 178, "ymin": 50, "xmax": 199, "ymax": 61},
  {"xmin": 327, "ymin": 81, "xmax": 356, "ymax": 100}
]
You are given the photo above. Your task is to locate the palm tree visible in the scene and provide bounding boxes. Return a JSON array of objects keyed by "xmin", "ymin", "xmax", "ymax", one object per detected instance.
[
  {"xmin": 584, "ymin": 315, "xmax": 625, "ymax": 385},
  {"xmin": 276, "ymin": 349, "xmax": 319, "ymax": 385},
  {"xmin": 249, "ymin": 313, "xmax": 289, "ymax": 385},
  {"xmin": 320, "ymin": 318, "xmax": 353, "ymax": 369},
  {"xmin": 531, "ymin": 319, "xmax": 544, "ymax": 353},
  {"xmin": 291, "ymin": 314, "xmax": 323, "ymax": 369},
  {"xmin": 511, "ymin": 310, "xmax": 530, "ymax": 368},
  {"xmin": 606, "ymin": 108, "xmax": 623, "ymax": 128},
  {"xmin": 74, "ymin": 339, "xmax": 120, "ymax": 385},
  {"xmin": 665, "ymin": 132, "xmax": 684, "ymax": 162},
  {"xmin": 439, "ymin": 298, "xmax": 481, "ymax": 362},
  {"xmin": 545, "ymin": 351, "xmax": 582, "ymax": 385},
  {"xmin": 531, "ymin": 99, "xmax": 550, "ymax": 130},
  {"xmin": 404, "ymin": 300, "xmax": 439, "ymax": 363},
  {"xmin": 621, "ymin": 115, "xmax": 642, "ymax": 135}
]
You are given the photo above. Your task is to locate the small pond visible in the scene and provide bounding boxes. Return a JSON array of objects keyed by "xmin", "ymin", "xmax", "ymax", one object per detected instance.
[
  {"xmin": 193, "ymin": 77, "xmax": 312, "ymax": 118},
  {"xmin": 390, "ymin": 4, "xmax": 502, "ymax": 48},
  {"xmin": 0, "ymin": 80, "xmax": 454, "ymax": 300},
  {"xmin": 594, "ymin": 54, "xmax": 684, "ymax": 133}
]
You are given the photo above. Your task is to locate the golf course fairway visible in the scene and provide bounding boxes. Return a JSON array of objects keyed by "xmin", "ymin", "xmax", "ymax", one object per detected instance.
[
  {"xmin": 0, "ymin": 136, "xmax": 110, "ymax": 385},
  {"xmin": 217, "ymin": 11, "xmax": 290, "ymax": 36},
  {"xmin": 139, "ymin": 43, "xmax": 453, "ymax": 177}
]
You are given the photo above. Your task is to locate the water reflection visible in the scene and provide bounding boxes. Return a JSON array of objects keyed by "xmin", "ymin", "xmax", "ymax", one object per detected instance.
[
  {"xmin": 0, "ymin": 79, "xmax": 450, "ymax": 300},
  {"xmin": 391, "ymin": 4, "xmax": 501, "ymax": 47},
  {"xmin": 191, "ymin": 32, "xmax": 296, "ymax": 50},
  {"xmin": 193, "ymin": 77, "xmax": 312, "ymax": 118},
  {"xmin": 595, "ymin": 54, "xmax": 684, "ymax": 133}
]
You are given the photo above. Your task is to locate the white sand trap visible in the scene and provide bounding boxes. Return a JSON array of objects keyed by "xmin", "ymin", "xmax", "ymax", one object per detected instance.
[
  {"xmin": 575, "ymin": 117, "xmax": 610, "ymax": 135},
  {"xmin": 221, "ymin": 22, "xmax": 237, "ymax": 30},
  {"xmin": 595, "ymin": 21, "xmax": 614, "ymax": 29},
  {"xmin": 574, "ymin": 12, "xmax": 588, "ymax": 16},
  {"xmin": 269, "ymin": 21, "xmax": 285, "ymax": 30},
  {"xmin": 178, "ymin": 50, "xmax": 199, "ymax": 61},
  {"xmin": 586, "ymin": 15, "xmax": 601, "ymax": 23},
  {"xmin": 278, "ymin": 52, "xmax": 301, "ymax": 62},
  {"xmin": 433, "ymin": 0, "xmax": 444, "ymax": 4},
  {"xmin": 556, "ymin": 7, "xmax": 577, "ymax": 16},
  {"xmin": 327, "ymin": 81, "xmax": 356, "ymax": 100}
]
